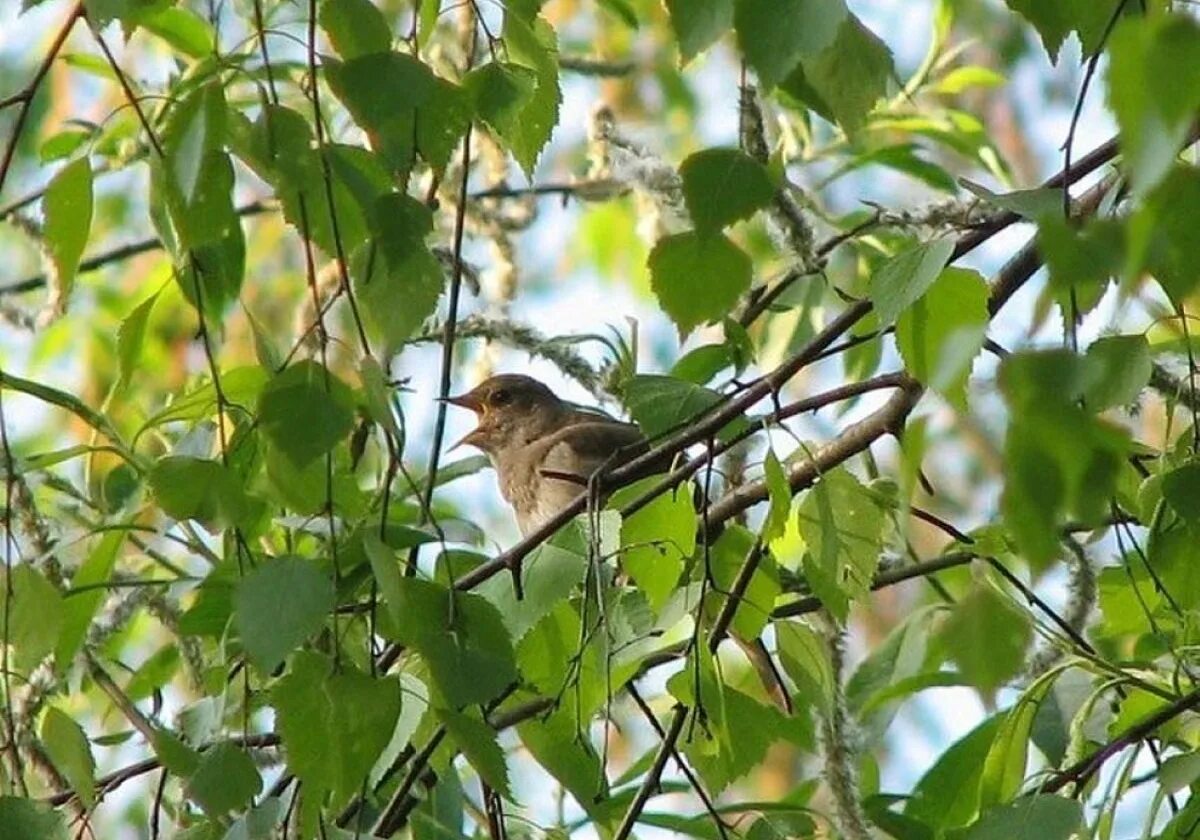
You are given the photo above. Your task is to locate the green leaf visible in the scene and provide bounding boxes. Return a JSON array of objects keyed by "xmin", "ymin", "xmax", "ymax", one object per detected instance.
[
  {"xmin": 795, "ymin": 467, "xmax": 884, "ymax": 621},
  {"xmin": 40, "ymin": 708, "xmax": 95, "ymax": 807},
  {"xmin": 609, "ymin": 478, "xmax": 695, "ymax": 612},
  {"xmin": 41, "ymin": 156, "xmax": 93, "ymax": 305},
  {"xmin": 939, "ymin": 585, "xmax": 1031, "ymax": 697},
  {"xmin": 623, "ymin": 374, "xmax": 748, "ymax": 442},
  {"xmin": 354, "ymin": 194, "xmax": 444, "ymax": 349},
  {"xmin": 149, "ymin": 456, "xmax": 252, "ymax": 529},
  {"xmin": 649, "ymin": 231, "xmax": 752, "ymax": 337},
  {"xmin": 707, "ymin": 524, "xmax": 779, "ymax": 640},
  {"xmin": 518, "ymin": 707, "xmax": 606, "ymax": 806},
  {"xmin": 411, "ymin": 772, "xmax": 464, "ymax": 840},
  {"xmin": 905, "ymin": 715, "xmax": 1002, "ymax": 830},
  {"xmin": 665, "ymin": 0, "xmax": 734, "ymax": 63},
  {"xmin": 777, "ymin": 620, "xmax": 834, "ymax": 715},
  {"xmin": 1159, "ymin": 750, "xmax": 1200, "ymax": 794},
  {"xmin": 895, "ymin": 267, "xmax": 988, "ymax": 410},
  {"xmin": 734, "ymin": 0, "xmax": 847, "ymax": 89},
  {"xmin": 0, "ymin": 564, "xmax": 63, "ymax": 673},
  {"xmin": 133, "ymin": 5, "xmax": 214, "ymax": 56},
  {"xmin": 964, "ymin": 795, "xmax": 1082, "ymax": 840},
  {"xmin": 960, "ymin": 179, "xmax": 1061, "ymax": 220},
  {"xmin": 476, "ymin": 537, "xmax": 588, "ymax": 640},
  {"xmin": 500, "ymin": 12, "xmax": 560, "ymax": 176},
  {"xmin": 116, "ymin": 285, "xmax": 163, "ymax": 390},
  {"xmin": 438, "ymin": 708, "xmax": 511, "ymax": 797},
  {"xmin": 56, "ymin": 531, "xmax": 123, "ymax": 671},
  {"xmin": 667, "ymin": 653, "xmax": 806, "ymax": 793},
  {"xmin": 326, "ymin": 51, "xmax": 472, "ymax": 175},
  {"xmin": 1106, "ymin": 15, "xmax": 1200, "ymax": 194},
  {"xmin": 979, "ymin": 669, "xmax": 1060, "ymax": 807},
  {"xmin": 462, "ymin": 62, "xmax": 538, "ymax": 161},
  {"xmin": 1082, "ymin": 334, "xmax": 1150, "ymax": 411},
  {"xmin": 392, "ymin": 577, "xmax": 517, "ymax": 707},
  {"xmin": 1163, "ymin": 462, "xmax": 1200, "ymax": 524},
  {"xmin": 869, "ymin": 238, "xmax": 955, "ymax": 326},
  {"xmin": 185, "ymin": 742, "xmax": 262, "ymax": 816},
  {"xmin": 1131, "ymin": 164, "xmax": 1200, "ymax": 306},
  {"xmin": 680, "ymin": 147, "xmax": 776, "ymax": 234},
  {"xmin": 1003, "ymin": 0, "xmax": 1117, "ymax": 61},
  {"xmin": 1036, "ymin": 216, "xmax": 1123, "ymax": 321},
  {"xmin": 791, "ymin": 14, "xmax": 893, "ymax": 134},
  {"xmin": 319, "ymin": 0, "xmax": 391, "ymax": 59},
  {"xmin": 257, "ymin": 361, "xmax": 356, "ymax": 469},
  {"xmin": 999, "ymin": 350, "xmax": 1131, "ymax": 564},
  {"xmin": 234, "ymin": 556, "xmax": 334, "ymax": 672},
  {"xmin": 0, "ymin": 797, "xmax": 67, "ymax": 840},
  {"xmin": 273, "ymin": 652, "xmax": 401, "ymax": 804},
  {"xmin": 761, "ymin": 450, "xmax": 791, "ymax": 543}
]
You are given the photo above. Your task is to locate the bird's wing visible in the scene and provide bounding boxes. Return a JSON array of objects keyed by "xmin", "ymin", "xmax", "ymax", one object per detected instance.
[{"xmin": 536, "ymin": 420, "xmax": 647, "ymax": 483}]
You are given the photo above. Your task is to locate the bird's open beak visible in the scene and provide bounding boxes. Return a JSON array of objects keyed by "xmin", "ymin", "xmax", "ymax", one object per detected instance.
[
  {"xmin": 448, "ymin": 427, "xmax": 484, "ymax": 451},
  {"xmin": 440, "ymin": 392, "xmax": 484, "ymax": 413}
]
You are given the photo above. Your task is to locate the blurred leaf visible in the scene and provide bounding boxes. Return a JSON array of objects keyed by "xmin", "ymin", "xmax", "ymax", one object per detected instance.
[
  {"xmin": 999, "ymin": 350, "xmax": 1131, "ymax": 564},
  {"xmin": 680, "ymin": 147, "xmax": 776, "ymax": 234},
  {"xmin": 795, "ymin": 467, "xmax": 884, "ymax": 621},
  {"xmin": 869, "ymin": 238, "xmax": 955, "ymax": 326},
  {"xmin": 1162, "ymin": 462, "xmax": 1200, "ymax": 523},
  {"xmin": 135, "ymin": 6, "xmax": 214, "ymax": 56},
  {"xmin": 257, "ymin": 361, "xmax": 356, "ymax": 470},
  {"xmin": 895, "ymin": 267, "xmax": 988, "ymax": 410},
  {"xmin": 964, "ymin": 795, "xmax": 1082, "ymax": 840},
  {"xmin": 0, "ymin": 797, "xmax": 67, "ymax": 840},
  {"xmin": 960, "ymin": 180, "xmax": 1060, "ymax": 220},
  {"xmin": 734, "ymin": 0, "xmax": 847, "ymax": 89},
  {"xmin": 939, "ymin": 585, "xmax": 1031, "ymax": 697},
  {"xmin": 1037, "ymin": 216, "xmax": 1123, "ymax": 321},
  {"xmin": 41, "ymin": 156, "xmax": 93, "ymax": 307},
  {"xmin": 649, "ymin": 231, "xmax": 752, "ymax": 337},
  {"xmin": 273, "ymin": 652, "xmax": 401, "ymax": 805},
  {"xmin": 1130, "ymin": 164, "xmax": 1200, "ymax": 306},
  {"xmin": 761, "ymin": 449, "xmax": 791, "ymax": 542},
  {"xmin": 116, "ymin": 285, "xmax": 163, "ymax": 390},
  {"xmin": 906, "ymin": 715, "xmax": 1002, "ymax": 830},
  {"xmin": 185, "ymin": 742, "xmax": 262, "ymax": 816},
  {"xmin": 319, "ymin": 0, "xmax": 391, "ymax": 58},
  {"xmin": 56, "ymin": 531, "xmax": 123, "ymax": 671},
  {"xmin": 234, "ymin": 556, "xmax": 334, "ymax": 672},
  {"xmin": 150, "ymin": 456, "xmax": 253, "ymax": 529},
  {"xmin": 665, "ymin": 0, "xmax": 734, "ymax": 63},
  {"xmin": 0, "ymin": 564, "xmax": 63, "ymax": 673},
  {"xmin": 790, "ymin": 14, "xmax": 893, "ymax": 134},
  {"xmin": 1106, "ymin": 15, "xmax": 1200, "ymax": 194},
  {"xmin": 1082, "ymin": 334, "xmax": 1150, "ymax": 410},
  {"xmin": 40, "ymin": 708, "xmax": 95, "ymax": 808},
  {"xmin": 670, "ymin": 344, "xmax": 735, "ymax": 384}
]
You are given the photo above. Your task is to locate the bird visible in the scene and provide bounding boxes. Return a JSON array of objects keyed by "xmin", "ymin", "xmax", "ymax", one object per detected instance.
[{"xmin": 444, "ymin": 374, "xmax": 647, "ymax": 535}]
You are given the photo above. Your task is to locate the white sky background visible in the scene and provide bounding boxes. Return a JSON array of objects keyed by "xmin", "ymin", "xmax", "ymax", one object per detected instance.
[{"xmin": 0, "ymin": 0, "xmax": 1170, "ymax": 836}]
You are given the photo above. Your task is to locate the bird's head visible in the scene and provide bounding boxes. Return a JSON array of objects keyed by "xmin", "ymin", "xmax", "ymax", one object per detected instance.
[{"xmin": 443, "ymin": 374, "xmax": 567, "ymax": 455}]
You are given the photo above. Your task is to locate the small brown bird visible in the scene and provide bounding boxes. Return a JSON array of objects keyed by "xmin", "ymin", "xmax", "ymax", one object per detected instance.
[{"xmin": 445, "ymin": 374, "xmax": 646, "ymax": 534}]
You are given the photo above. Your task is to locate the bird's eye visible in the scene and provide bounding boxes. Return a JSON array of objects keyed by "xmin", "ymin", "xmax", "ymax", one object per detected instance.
[{"xmin": 490, "ymin": 388, "xmax": 512, "ymax": 406}]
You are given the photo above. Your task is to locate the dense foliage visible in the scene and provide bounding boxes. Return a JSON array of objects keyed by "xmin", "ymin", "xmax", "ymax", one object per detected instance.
[{"xmin": 0, "ymin": 0, "xmax": 1199, "ymax": 837}]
